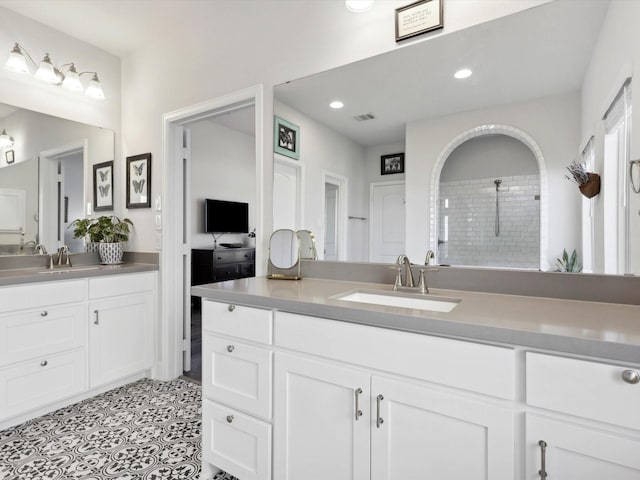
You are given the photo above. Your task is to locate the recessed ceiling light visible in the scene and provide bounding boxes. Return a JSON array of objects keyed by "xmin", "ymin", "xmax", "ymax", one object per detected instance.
[
  {"xmin": 330, "ymin": 100, "xmax": 344, "ymax": 109},
  {"xmin": 454, "ymin": 68, "xmax": 473, "ymax": 79},
  {"xmin": 345, "ymin": 0, "xmax": 374, "ymax": 13}
]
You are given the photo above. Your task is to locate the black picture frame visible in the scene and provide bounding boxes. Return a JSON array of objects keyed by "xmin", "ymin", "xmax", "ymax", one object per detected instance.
[
  {"xmin": 5, "ymin": 149, "xmax": 14, "ymax": 164},
  {"xmin": 395, "ymin": 0, "xmax": 444, "ymax": 42},
  {"xmin": 381, "ymin": 153, "xmax": 405, "ymax": 175},
  {"xmin": 126, "ymin": 153, "xmax": 151, "ymax": 208},
  {"xmin": 93, "ymin": 161, "xmax": 113, "ymax": 211}
]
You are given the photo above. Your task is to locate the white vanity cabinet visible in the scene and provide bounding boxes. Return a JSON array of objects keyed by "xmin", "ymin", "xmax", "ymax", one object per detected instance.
[
  {"xmin": 524, "ymin": 352, "xmax": 640, "ymax": 479},
  {"xmin": 88, "ymin": 272, "xmax": 155, "ymax": 388},
  {"xmin": 0, "ymin": 280, "xmax": 87, "ymax": 423},
  {"xmin": 273, "ymin": 311, "xmax": 515, "ymax": 480},
  {"xmin": 201, "ymin": 300, "xmax": 273, "ymax": 480}
]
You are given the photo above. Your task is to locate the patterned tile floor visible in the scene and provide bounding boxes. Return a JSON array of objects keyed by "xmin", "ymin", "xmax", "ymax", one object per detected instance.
[{"xmin": 0, "ymin": 379, "xmax": 202, "ymax": 480}]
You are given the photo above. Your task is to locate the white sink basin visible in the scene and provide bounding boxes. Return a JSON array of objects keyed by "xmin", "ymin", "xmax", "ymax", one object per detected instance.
[
  {"xmin": 335, "ymin": 290, "xmax": 460, "ymax": 313},
  {"xmin": 37, "ymin": 266, "xmax": 101, "ymax": 274}
]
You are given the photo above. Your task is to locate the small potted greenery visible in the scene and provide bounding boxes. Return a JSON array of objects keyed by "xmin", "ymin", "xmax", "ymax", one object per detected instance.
[
  {"xmin": 556, "ymin": 248, "xmax": 582, "ymax": 273},
  {"xmin": 92, "ymin": 215, "xmax": 133, "ymax": 264},
  {"xmin": 69, "ymin": 217, "xmax": 102, "ymax": 253},
  {"xmin": 565, "ymin": 160, "xmax": 600, "ymax": 198}
]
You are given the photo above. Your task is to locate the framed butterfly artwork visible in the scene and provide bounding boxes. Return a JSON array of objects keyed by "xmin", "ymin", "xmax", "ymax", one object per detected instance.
[
  {"xmin": 93, "ymin": 161, "xmax": 113, "ymax": 211},
  {"xmin": 126, "ymin": 153, "xmax": 151, "ymax": 208}
]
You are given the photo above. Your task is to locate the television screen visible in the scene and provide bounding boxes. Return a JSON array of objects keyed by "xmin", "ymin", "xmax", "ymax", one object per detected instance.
[{"xmin": 204, "ymin": 199, "xmax": 249, "ymax": 233}]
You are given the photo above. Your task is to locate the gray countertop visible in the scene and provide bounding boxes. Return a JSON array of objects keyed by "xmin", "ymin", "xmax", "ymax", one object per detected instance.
[
  {"xmin": 192, "ymin": 276, "xmax": 640, "ymax": 364},
  {"xmin": 0, "ymin": 262, "xmax": 158, "ymax": 286}
]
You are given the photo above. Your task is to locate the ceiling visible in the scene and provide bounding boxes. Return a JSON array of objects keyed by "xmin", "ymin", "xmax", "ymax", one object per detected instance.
[{"xmin": 275, "ymin": 0, "xmax": 608, "ymax": 147}]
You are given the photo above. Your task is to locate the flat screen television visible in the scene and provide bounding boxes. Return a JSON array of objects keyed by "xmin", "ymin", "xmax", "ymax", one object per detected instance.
[{"xmin": 204, "ymin": 199, "xmax": 249, "ymax": 233}]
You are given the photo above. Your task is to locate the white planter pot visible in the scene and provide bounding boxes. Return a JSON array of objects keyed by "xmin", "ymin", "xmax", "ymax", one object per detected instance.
[
  {"xmin": 98, "ymin": 242, "xmax": 124, "ymax": 264},
  {"xmin": 86, "ymin": 242, "xmax": 100, "ymax": 254}
]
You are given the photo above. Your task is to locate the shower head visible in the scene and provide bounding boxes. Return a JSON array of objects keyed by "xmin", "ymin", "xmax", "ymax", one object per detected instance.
[{"xmin": 494, "ymin": 179, "xmax": 502, "ymax": 190}]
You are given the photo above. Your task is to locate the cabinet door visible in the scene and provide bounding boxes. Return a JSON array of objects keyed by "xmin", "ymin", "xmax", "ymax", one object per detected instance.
[
  {"xmin": 526, "ymin": 415, "xmax": 640, "ymax": 480},
  {"xmin": 371, "ymin": 376, "xmax": 514, "ymax": 480},
  {"xmin": 89, "ymin": 292, "xmax": 154, "ymax": 387},
  {"xmin": 273, "ymin": 353, "xmax": 370, "ymax": 480}
]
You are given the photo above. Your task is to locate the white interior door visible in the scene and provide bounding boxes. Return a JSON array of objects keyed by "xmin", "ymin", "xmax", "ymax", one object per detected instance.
[
  {"xmin": 324, "ymin": 182, "xmax": 338, "ymax": 260},
  {"xmin": 273, "ymin": 157, "xmax": 301, "ymax": 231},
  {"xmin": 370, "ymin": 182, "xmax": 405, "ymax": 263}
]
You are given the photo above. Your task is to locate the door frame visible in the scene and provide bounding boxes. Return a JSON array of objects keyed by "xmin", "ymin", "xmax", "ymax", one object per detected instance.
[
  {"xmin": 322, "ymin": 172, "xmax": 348, "ymax": 261},
  {"xmin": 161, "ymin": 85, "xmax": 265, "ymax": 380}
]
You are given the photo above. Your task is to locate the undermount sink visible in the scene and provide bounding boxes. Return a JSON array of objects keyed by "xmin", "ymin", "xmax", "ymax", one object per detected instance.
[
  {"xmin": 334, "ymin": 289, "xmax": 460, "ymax": 313},
  {"xmin": 37, "ymin": 266, "xmax": 101, "ymax": 274}
]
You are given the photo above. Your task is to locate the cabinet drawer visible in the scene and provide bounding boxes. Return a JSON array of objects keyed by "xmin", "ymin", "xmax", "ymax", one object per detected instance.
[
  {"xmin": 275, "ymin": 312, "xmax": 515, "ymax": 399},
  {"xmin": 88, "ymin": 272, "xmax": 155, "ymax": 299},
  {"xmin": 0, "ymin": 280, "xmax": 85, "ymax": 312},
  {"xmin": 0, "ymin": 305, "xmax": 86, "ymax": 366},
  {"xmin": 215, "ymin": 249, "xmax": 255, "ymax": 264},
  {"xmin": 526, "ymin": 352, "xmax": 640, "ymax": 429},
  {"xmin": 214, "ymin": 264, "xmax": 240, "ymax": 281},
  {"xmin": 202, "ymin": 400, "xmax": 271, "ymax": 480},
  {"xmin": 0, "ymin": 349, "xmax": 87, "ymax": 421},
  {"xmin": 203, "ymin": 300, "xmax": 272, "ymax": 344},
  {"xmin": 203, "ymin": 334, "xmax": 272, "ymax": 419}
]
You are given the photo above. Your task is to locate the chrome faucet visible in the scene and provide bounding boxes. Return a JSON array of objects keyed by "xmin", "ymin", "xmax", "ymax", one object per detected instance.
[
  {"xmin": 35, "ymin": 244, "xmax": 48, "ymax": 255},
  {"xmin": 55, "ymin": 245, "xmax": 71, "ymax": 266},
  {"xmin": 425, "ymin": 249, "xmax": 435, "ymax": 265},
  {"xmin": 396, "ymin": 254, "xmax": 415, "ymax": 288}
]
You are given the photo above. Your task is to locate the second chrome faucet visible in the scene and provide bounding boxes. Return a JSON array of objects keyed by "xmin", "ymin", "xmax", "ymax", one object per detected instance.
[{"xmin": 394, "ymin": 254, "xmax": 437, "ymax": 294}]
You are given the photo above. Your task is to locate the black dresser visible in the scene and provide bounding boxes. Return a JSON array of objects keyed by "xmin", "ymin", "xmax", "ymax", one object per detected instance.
[{"xmin": 191, "ymin": 247, "xmax": 256, "ymax": 286}]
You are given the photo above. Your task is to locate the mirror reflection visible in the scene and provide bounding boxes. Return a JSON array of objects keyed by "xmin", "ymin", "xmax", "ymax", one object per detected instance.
[
  {"xmin": 273, "ymin": 1, "xmax": 640, "ymax": 275},
  {"xmin": 297, "ymin": 230, "xmax": 317, "ymax": 260},
  {"xmin": 0, "ymin": 102, "xmax": 114, "ymax": 255}
]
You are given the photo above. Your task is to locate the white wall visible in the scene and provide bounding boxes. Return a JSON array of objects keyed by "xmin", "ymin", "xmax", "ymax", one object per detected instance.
[
  {"xmin": 189, "ymin": 119, "xmax": 256, "ymax": 249},
  {"xmin": 405, "ymin": 91, "xmax": 581, "ymax": 269},
  {"xmin": 275, "ymin": 100, "xmax": 367, "ymax": 261},
  {"xmin": 581, "ymin": 0, "xmax": 640, "ymax": 273}
]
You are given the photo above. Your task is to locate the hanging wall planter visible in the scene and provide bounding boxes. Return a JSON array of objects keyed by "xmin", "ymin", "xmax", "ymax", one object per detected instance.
[{"xmin": 578, "ymin": 172, "xmax": 601, "ymax": 199}]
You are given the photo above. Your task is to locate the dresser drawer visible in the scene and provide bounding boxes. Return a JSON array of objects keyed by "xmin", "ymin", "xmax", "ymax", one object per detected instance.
[
  {"xmin": 214, "ymin": 264, "xmax": 240, "ymax": 281},
  {"xmin": 0, "ymin": 280, "xmax": 85, "ymax": 312},
  {"xmin": 203, "ymin": 300, "xmax": 272, "ymax": 344},
  {"xmin": 0, "ymin": 305, "xmax": 86, "ymax": 366},
  {"xmin": 202, "ymin": 400, "xmax": 271, "ymax": 480},
  {"xmin": 526, "ymin": 352, "xmax": 640, "ymax": 429},
  {"xmin": 275, "ymin": 311, "xmax": 515, "ymax": 399},
  {"xmin": 215, "ymin": 249, "xmax": 255, "ymax": 264},
  {"xmin": 203, "ymin": 333, "xmax": 272, "ymax": 419},
  {"xmin": 0, "ymin": 348, "xmax": 87, "ymax": 421}
]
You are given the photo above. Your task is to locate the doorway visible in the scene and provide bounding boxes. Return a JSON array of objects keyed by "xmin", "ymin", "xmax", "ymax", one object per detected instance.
[
  {"xmin": 161, "ymin": 85, "xmax": 264, "ymax": 382},
  {"xmin": 322, "ymin": 173, "xmax": 347, "ymax": 261},
  {"xmin": 369, "ymin": 181, "xmax": 405, "ymax": 263}
]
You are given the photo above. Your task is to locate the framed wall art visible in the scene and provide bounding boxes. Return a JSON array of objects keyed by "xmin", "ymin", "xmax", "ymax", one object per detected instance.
[
  {"xmin": 126, "ymin": 153, "xmax": 151, "ymax": 208},
  {"xmin": 274, "ymin": 116, "xmax": 300, "ymax": 160},
  {"xmin": 381, "ymin": 153, "xmax": 405, "ymax": 175},
  {"xmin": 395, "ymin": 0, "xmax": 443, "ymax": 42},
  {"xmin": 5, "ymin": 149, "xmax": 14, "ymax": 164},
  {"xmin": 93, "ymin": 161, "xmax": 113, "ymax": 211}
]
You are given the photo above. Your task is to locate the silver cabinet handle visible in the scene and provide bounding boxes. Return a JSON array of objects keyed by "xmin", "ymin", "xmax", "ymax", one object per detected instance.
[
  {"xmin": 226, "ymin": 415, "xmax": 234, "ymax": 423},
  {"xmin": 227, "ymin": 345, "xmax": 235, "ymax": 353},
  {"xmin": 40, "ymin": 360, "xmax": 48, "ymax": 367},
  {"xmin": 40, "ymin": 311, "xmax": 48, "ymax": 317},
  {"xmin": 354, "ymin": 388, "xmax": 363, "ymax": 420},
  {"xmin": 94, "ymin": 310, "xmax": 99, "ymax": 325},
  {"xmin": 538, "ymin": 440, "xmax": 547, "ymax": 479},
  {"xmin": 622, "ymin": 369, "xmax": 640, "ymax": 384},
  {"xmin": 376, "ymin": 394, "xmax": 384, "ymax": 428},
  {"xmin": 228, "ymin": 304, "xmax": 236, "ymax": 312}
]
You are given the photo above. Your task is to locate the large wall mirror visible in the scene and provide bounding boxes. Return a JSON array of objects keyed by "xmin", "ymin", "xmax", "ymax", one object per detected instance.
[
  {"xmin": 273, "ymin": 1, "xmax": 640, "ymax": 275},
  {"xmin": 0, "ymin": 102, "xmax": 114, "ymax": 255}
]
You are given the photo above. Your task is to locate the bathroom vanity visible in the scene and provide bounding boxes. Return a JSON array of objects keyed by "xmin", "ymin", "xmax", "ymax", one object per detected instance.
[
  {"xmin": 193, "ymin": 277, "xmax": 640, "ymax": 480},
  {"xmin": 0, "ymin": 265, "xmax": 157, "ymax": 430}
]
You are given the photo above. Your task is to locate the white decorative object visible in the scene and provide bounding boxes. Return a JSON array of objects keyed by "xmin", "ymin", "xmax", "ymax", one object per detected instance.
[{"xmin": 98, "ymin": 242, "xmax": 124, "ymax": 264}]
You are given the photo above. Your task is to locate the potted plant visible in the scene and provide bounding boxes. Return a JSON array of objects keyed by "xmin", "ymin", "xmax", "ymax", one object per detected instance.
[
  {"xmin": 91, "ymin": 215, "xmax": 134, "ymax": 264},
  {"xmin": 556, "ymin": 248, "xmax": 582, "ymax": 273},
  {"xmin": 565, "ymin": 160, "xmax": 600, "ymax": 198},
  {"xmin": 69, "ymin": 217, "xmax": 102, "ymax": 253}
]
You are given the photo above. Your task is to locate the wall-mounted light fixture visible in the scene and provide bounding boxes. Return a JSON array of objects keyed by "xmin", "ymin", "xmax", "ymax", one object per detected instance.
[
  {"xmin": 0, "ymin": 129, "xmax": 14, "ymax": 148},
  {"xmin": 5, "ymin": 43, "xmax": 105, "ymax": 100},
  {"xmin": 345, "ymin": 0, "xmax": 374, "ymax": 13}
]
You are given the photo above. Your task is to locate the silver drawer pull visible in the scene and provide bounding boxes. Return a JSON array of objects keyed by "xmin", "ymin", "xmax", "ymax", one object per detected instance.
[
  {"xmin": 226, "ymin": 415, "xmax": 234, "ymax": 423},
  {"xmin": 376, "ymin": 394, "xmax": 384, "ymax": 428},
  {"xmin": 622, "ymin": 369, "xmax": 640, "ymax": 384},
  {"xmin": 228, "ymin": 304, "xmax": 236, "ymax": 312},
  {"xmin": 538, "ymin": 440, "xmax": 547, "ymax": 479},
  {"xmin": 227, "ymin": 345, "xmax": 235, "ymax": 353},
  {"xmin": 354, "ymin": 388, "xmax": 363, "ymax": 421},
  {"xmin": 40, "ymin": 311, "xmax": 48, "ymax": 317},
  {"xmin": 40, "ymin": 360, "xmax": 48, "ymax": 367}
]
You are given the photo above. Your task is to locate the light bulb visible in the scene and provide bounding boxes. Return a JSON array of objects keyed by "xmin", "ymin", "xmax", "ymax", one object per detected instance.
[
  {"xmin": 62, "ymin": 64, "xmax": 83, "ymax": 91},
  {"xmin": 454, "ymin": 68, "xmax": 473, "ymax": 79},
  {"xmin": 0, "ymin": 129, "xmax": 13, "ymax": 148},
  {"xmin": 5, "ymin": 43, "xmax": 29, "ymax": 74},
  {"xmin": 85, "ymin": 73, "xmax": 105, "ymax": 100},
  {"xmin": 330, "ymin": 100, "xmax": 344, "ymax": 109}
]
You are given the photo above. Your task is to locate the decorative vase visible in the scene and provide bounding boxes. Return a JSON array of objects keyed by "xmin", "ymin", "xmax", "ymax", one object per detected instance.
[
  {"xmin": 86, "ymin": 242, "xmax": 100, "ymax": 254},
  {"xmin": 98, "ymin": 242, "xmax": 124, "ymax": 264},
  {"xmin": 579, "ymin": 173, "xmax": 600, "ymax": 199}
]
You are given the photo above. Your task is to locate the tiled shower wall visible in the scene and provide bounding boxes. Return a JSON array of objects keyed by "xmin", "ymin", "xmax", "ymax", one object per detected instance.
[{"xmin": 438, "ymin": 174, "xmax": 540, "ymax": 268}]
